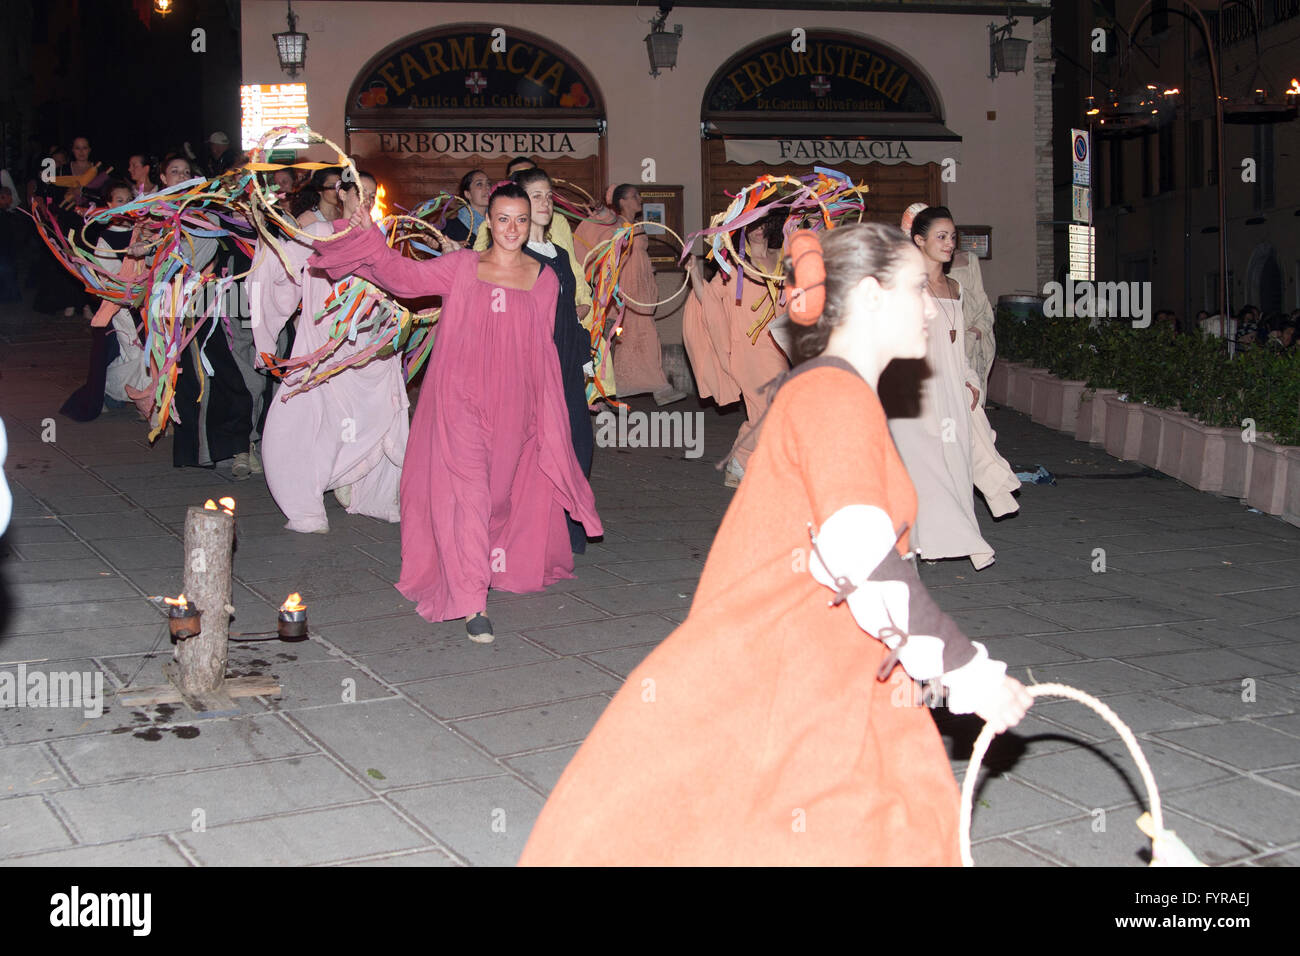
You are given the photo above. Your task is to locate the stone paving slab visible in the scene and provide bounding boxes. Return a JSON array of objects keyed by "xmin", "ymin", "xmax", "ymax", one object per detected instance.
[
  {"xmin": 286, "ymin": 700, "xmax": 502, "ymax": 788},
  {"xmin": 1154, "ymin": 679, "xmax": 1298, "ymax": 721},
  {"xmin": 504, "ymin": 744, "xmax": 582, "ymax": 792},
  {"xmin": 176, "ymin": 803, "xmax": 432, "ymax": 867},
  {"xmin": 581, "ymin": 642, "xmax": 659, "ymax": 679},
  {"xmin": 352, "ymin": 634, "xmax": 555, "ymax": 684},
  {"xmin": 1007, "ymin": 740, "xmax": 1233, "ymax": 809},
  {"xmin": 1034, "ymin": 625, "xmax": 1212, "ymax": 658},
  {"xmin": 1165, "ymin": 778, "xmax": 1300, "ymax": 848},
  {"xmin": 47, "ymin": 757, "xmax": 375, "ymax": 846},
  {"xmin": 2, "ymin": 743, "xmax": 70, "ymax": 795},
  {"xmin": 2, "ymin": 795, "xmax": 78, "ymax": 855},
  {"xmin": 1014, "ymin": 807, "xmax": 1263, "ymax": 867},
  {"xmin": 523, "ymin": 613, "xmax": 675, "ymax": 655},
  {"xmin": 47, "ymin": 713, "xmax": 320, "ymax": 785},
  {"xmin": 1153, "ymin": 722, "xmax": 1300, "ymax": 771},
  {"xmin": 452, "ymin": 695, "xmax": 611, "ymax": 756},
  {"xmin": 402, "ymin": 659, "xmax": 621, "ymax": 720},
  {"xmin": 0, "ymin": 836, "xmax": 191, "ymax": 867},
  {"xmin": 386, "ymin": 777, "xmax": 546, "ymax": 866}
]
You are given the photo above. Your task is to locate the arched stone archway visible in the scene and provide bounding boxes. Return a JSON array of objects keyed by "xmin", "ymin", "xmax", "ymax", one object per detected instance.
[
  {"xmin": 699, "ymin": 30, "xmax": 959, "ymax": 226},
  {"xmin": 1246, "ymin": 243, "xmax": 1283, "ymax": 316},
  {"xmin": 344, "ymin": 24, "xmax": 607, "ymax": 211}
]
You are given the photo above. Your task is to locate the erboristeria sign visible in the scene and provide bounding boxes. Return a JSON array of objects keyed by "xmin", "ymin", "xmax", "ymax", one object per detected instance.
[{"xmin": 353, "ymin": 130, "xmax": 600, "ymax": 161}]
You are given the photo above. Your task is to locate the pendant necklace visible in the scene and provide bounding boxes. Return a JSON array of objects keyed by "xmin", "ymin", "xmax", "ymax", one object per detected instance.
[{"xmin": 930, "ymin": 278, "xmax": 958, "ymax": 343}]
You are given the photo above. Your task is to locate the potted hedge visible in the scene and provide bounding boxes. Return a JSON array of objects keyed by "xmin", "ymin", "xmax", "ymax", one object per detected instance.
[{"xmin": 991, "ymin": 307, "xmax": 1299, "ymax": 511}]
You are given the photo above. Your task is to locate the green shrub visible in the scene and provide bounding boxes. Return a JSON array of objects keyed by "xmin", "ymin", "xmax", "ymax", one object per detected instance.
[{"xmin": 994, "ymin": 310, "xmax": 1299, "ymax": 445}]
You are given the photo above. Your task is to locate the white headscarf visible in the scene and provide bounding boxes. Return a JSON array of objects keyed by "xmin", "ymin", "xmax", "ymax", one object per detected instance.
[{"xmin": 900, "ymin": 202, "xmax": 929, "ymax": 235}]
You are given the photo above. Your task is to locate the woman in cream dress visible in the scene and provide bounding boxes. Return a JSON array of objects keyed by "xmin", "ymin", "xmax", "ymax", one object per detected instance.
[{"xmin": 884, "ymin": 205, "xmax": 1019, "ymax": 570}]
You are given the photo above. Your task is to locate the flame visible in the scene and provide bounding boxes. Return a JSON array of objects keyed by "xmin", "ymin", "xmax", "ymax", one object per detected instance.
[
  {"xmin": 280, "ymin": 592, "xmax": 306, "ymax": 613},
  {"xmin": 204, "ymin": 500, "xmax": 217, "ymax": 510},
  {"xmin": 165, "ymin": 593, "xmax": 188, "ymax": 608},
  {"xmin": 1288, "ymin": 79, "xmax": 1299, "ymax": 95},
  {"xmin": 154, "ymin": 0, "xmax": 173, "ymax": 14},
  {"xmin": 370, "ymin": 184, "xmax": 389, "ymax": 223},
  {"xmin": 218, "ymin": 496, "xmax": 235, "ymax": 513}
]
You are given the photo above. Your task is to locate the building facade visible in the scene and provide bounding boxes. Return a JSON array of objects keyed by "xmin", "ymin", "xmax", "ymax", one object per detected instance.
[
  {"xmin": 1057, "ymin": 0, "xmax": 1300, "ymax": 322},
  {"xmin": 240, "ymin": 0, "xmax": 1051, "ymax": 345}
]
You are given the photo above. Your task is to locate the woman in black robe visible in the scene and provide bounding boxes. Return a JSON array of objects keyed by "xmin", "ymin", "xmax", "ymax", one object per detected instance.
[{"xmin": 515, "ymin": 168, "xmax": 594, "ymax": 553}]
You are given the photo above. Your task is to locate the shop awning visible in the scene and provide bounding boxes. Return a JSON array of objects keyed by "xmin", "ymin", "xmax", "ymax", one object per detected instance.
[{"xmin": 706, "ymin": 119, "xmax": 961, "ymax": 166}]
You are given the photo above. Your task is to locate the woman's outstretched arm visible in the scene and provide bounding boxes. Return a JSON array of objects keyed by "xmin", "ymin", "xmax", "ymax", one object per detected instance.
[{"xmin": 309, "ymin": 205, "xmax": 462, "ymax": 299}]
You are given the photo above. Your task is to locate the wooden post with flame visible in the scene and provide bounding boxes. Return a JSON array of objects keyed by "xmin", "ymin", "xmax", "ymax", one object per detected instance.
[
  {"xmin": 119, "ymin": 496, "xmax": 281, "ymax": 714},
  {"xmin": 166, "ymin": 503, "xmax": 235, "ymax": 696}
]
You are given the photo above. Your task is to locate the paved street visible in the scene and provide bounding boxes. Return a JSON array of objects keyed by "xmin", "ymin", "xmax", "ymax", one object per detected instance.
[{"xmin": 2, "ymin": 303, "xmax": 1298, "ymax": 867}]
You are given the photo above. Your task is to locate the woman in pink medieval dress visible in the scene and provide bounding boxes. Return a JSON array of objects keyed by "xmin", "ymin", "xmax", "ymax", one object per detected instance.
[
  {"xmin": 575, "ymin": 184, "xmax": 685, "ymax": 405},
  {"xmin": 249, "ymin": 171, "xmax": 409, "ymax": 534},
  {"xmin": 308, "ymin": 183, "xmax": 602, "ymax": 643}
]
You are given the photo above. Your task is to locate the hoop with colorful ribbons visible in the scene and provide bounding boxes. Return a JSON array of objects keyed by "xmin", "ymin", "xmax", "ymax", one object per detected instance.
[
  {"xmin": 684, "ymin": 168, "xmax": 870, "ymax": 285},
  {"xmin": 579, "ymin": 218, "xmax": 690, "ymax": 407}
]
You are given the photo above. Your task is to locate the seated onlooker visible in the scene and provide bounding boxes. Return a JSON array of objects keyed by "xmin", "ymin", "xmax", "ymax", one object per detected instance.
[
  {"xmin": 442, "ymin": 168, "xmax": 490, "ymax": 246},
  {"xmin": 1234, "ymin": 305, "xmax": 1261, "ymax": 351},
  {"xmin": 1278, "ymin": 322, "xmax": 1297, "ymax": 353}
]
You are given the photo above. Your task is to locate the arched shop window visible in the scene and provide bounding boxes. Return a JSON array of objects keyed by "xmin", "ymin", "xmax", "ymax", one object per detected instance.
[
  {"xmin": 701, "ymin": 30, "xmax": 959, "ymax": 227},
  {"xmin": 346, "ymin": 24, "xmax": 606, "ymax": 213}
]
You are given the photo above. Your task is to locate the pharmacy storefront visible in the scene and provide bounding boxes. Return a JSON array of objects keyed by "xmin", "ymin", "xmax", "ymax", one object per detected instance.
[
  {"xmin": 240, "ymin": 0, "xmax": 1048, "ymax": 298},
  {"xmin": 700, "ymin": 30, "xmax": 961, "ymax": 229},
  {"xmin": 343, "ymin": 25, "xmax": 606, "ymax": 211}
]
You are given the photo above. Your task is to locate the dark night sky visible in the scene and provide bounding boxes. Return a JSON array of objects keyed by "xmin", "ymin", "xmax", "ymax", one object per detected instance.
[{"xmin": 4, "ymin": 0, "xmax": 243, "ymax": 180}]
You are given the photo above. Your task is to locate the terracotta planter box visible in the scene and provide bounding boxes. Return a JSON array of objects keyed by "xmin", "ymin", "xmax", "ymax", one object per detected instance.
[
  {"xmin": 1102, "ymin": 396, "xmax": 1144, "ymax": 461},
  {"xmin": 1222, "ymin": 430, "xmax": 1253, "ymax": 499},
  {"xmin": 1283, "ymin": 448, "xmax": 1300, "ymax": 529},
  {"xmin": 1155, "ymin": 410, "xmax": 1193, "ymax": 476},
  {"xmin": 1028, "ymin": 373, "xmax": 1088, "ymax": 433},
  {"xmin": 1007, "ymin": 365, "xmax": 1044, "ymax": 414},
  {"xmin": 1246, "ymin": 438, "xmax": 1292, "ymax": 515},
  {"xmin": 1056, "ymin": 379, "xmax": 1089, "ymax": 435},
  {"xmin": 1177, "ymin": 422, "xmax": 1251, "ymax": 495},
  {"xmin": 1075, "ymin": 388, "xmax": 1118, "ymax": 444},
  {"xmin": 1137, "ymin": 405, "xmax": 1166, "ymax": 470},
  {"xmin": 1029, "ymin": 372, "xmax": 1053, "ymax": 425},
  {"xmin": 987, "ymin": 360, "xmax": 1012, "ymax": 405}
]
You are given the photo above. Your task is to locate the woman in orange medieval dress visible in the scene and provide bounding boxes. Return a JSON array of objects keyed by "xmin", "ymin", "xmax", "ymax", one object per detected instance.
[
  {"xmin": 518, "ymin": 223, "xmax": 1030, "ymax": 865},
  {"xmin": 683, "ymin": 209, "xmax": 791, "ymax": 486}
]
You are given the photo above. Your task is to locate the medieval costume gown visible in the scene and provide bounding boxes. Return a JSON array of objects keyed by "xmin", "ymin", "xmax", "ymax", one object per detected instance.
[
  {"xmin": 168, "ymin": 219, "xmax": 253, "ymax": 468},
  {"xmin": 309, "ymin": 225, "xmax": 602, "ymax": 622},
  {"xmin": 682, "ymin": 269, "xmax": 790, "ymax": 472},
  {"xmin": 949, "ymin": 251, "xmax": 996, "ymax": 403},
  {"xmin": 524, "ymin": 239, "xmax": 595, "ymax": 553},
  {"xmin": 249, "ymin": 219, "xmax": 409, "ymax": 533},
  {"xmin": 883, "ymin": 280, "xmax": 1019, "ymax": 570},
  {"xmin": 520, "ymin": 361, "xmax": 1004, "ymax": 865},
  {"xmin": 574, "ymin": 216, "xmax": 670, "ymax": 398},
  {"xmin": 477, "ymin": 214, "xmax": 611, "ymax": 399}
]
